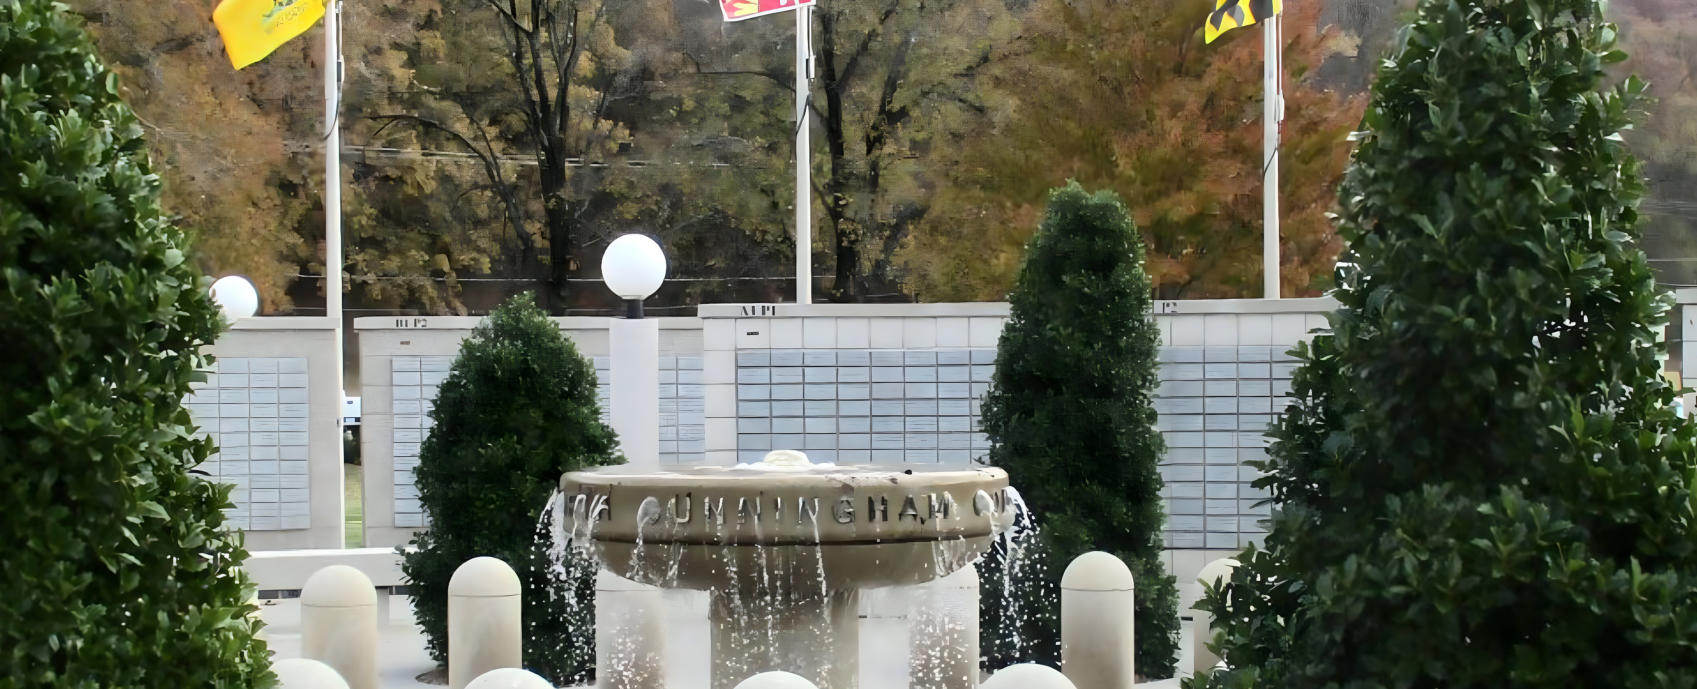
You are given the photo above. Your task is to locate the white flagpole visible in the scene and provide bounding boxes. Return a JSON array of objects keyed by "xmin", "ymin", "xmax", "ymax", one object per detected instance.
[
  {"xmin": 325, "ymin": 0, "xmax": 344, "ymax": 323},
  {"xmin": 1262, "ymin": 9, "xmax": 1282, "ymax": 300},
  {"xmin": 324, "ymin": 0, "xmax": 347, "ymax": 538},
  {"xmin": 794, "ymin": 2, "xmax": 813, "ymax": 305}
]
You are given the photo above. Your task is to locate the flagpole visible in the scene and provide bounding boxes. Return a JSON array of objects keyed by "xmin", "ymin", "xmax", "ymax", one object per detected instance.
[
  {"xmin": 324, "ymin": 0, "xmax": 347, "ymax": 541},
  {"xmin": 1262, "ymin": 9, "xmax": 1281, "ymax": 300},
  {"xmin": 794, "ymin": 2, "xmax": 813, "ymax": 305}
]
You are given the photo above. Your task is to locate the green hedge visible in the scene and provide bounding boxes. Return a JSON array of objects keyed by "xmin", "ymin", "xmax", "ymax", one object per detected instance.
[
  {"xmin": 0, "ymin": 1, "xmax": 271, "ymax": 686},
  {"xmin": 980, "ymin": 182, "xmax": 1180, "ymax": 677},
  {"xmin": 402, "ymin": 295, "xmax": 621, "ymax": 685},
  {"xmin": 1191, "ymin": 0, "xmax": 1697, "ymax": 686}
]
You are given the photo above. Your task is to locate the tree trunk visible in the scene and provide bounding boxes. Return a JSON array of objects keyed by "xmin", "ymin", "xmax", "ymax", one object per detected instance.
[{"xmin": 817, "ymin": 14, "xmax": 859, "ymax": 302}]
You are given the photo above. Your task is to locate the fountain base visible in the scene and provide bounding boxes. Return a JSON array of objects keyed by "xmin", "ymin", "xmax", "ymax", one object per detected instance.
[{"xmin": 710, "ymin": 589, "xmax": 859, "ymax": 689}]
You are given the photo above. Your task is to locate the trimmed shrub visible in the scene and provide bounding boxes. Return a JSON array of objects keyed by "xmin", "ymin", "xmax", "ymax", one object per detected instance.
[
  {"xmin": 1191, "ymin": 0, "xmax": 1697, "ymax": 686},
  {"xmin": 0, "ymin": 0, "xmax": 271, "ymax": 686},
  {"xmin": 402, "ymin": 294, "xmax": 620, "ymax": 684},
  {"xmin": 980, "ymin": 181, "xmax": 1181, "ymax": 677}
]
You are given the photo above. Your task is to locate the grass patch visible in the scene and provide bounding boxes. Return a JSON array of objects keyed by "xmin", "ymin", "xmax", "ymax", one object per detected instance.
[{"xmin": 344, "ymin": 462, "xmax": 363, "ymax": 548}]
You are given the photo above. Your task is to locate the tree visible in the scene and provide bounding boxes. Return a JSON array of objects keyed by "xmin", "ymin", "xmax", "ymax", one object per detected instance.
[
  {"xmin": 362, "ymin": 0, "xmax": 639, "ymax": 312},
  {"xmin": 1191, "ymin": 0, "xmax": 1697, "ymax": 686},
  {"xmin": 0, "ymin": 0, "xmax": 271, "ymax": 686},
  {"xmin": 624, "ymin": 0, "xmax": 1020, "ymax": 301},
  {"xmin": 900, "ymin": 0, "xmax": 1365, "ymax": 301},
  {"xmin": 1614, "ymin": 0, "xmax": 1697, "ymax": 288},
  {"xmin": 401, "ymin": 294, "xmax": 621, "ymax": 684},
  {"xmin": 68, "ymin": 0, "xmax": 315, "ymax": 310},
  {"xmin": 980, "ymin": 182, "xmax": 1181, "ymax": 677}
]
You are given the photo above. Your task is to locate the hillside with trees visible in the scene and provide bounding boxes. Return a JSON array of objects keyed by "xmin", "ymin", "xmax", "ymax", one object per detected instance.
[{"xmin": 66, "ymin": 0, "xmax": 1697, "ymax": 313}]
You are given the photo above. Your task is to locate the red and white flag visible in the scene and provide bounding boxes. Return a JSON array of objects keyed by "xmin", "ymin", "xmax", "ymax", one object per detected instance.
[{"xmin": 719, "ymin": 0, "xmax": 816, "ymax": 22}]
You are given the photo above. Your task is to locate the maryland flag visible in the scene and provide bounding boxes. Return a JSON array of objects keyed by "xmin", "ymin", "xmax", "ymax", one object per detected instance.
[
  {"xmin": 213, "ymin": 0, "xmax": 326, "ymax": 69},
  {"xmin": 1204, "ymin": 0, "xmax": 1282, "ymax": 44},
  {"xmin": 720, "ymin": 0, "xmax": 816, "ymax": 22}
]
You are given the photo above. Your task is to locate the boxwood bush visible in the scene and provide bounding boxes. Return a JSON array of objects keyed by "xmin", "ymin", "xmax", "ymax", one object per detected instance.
[
  {"xmin": 0, "ymin": 0, "xmax": 272, "ymax": 686},
  {"xmin": 1191, "ymin": 0, "xmax": 1697, "ymax": 686},
  {"xmin": 402, "ymin": 295, "xmax": 621, "ymax": 684}
]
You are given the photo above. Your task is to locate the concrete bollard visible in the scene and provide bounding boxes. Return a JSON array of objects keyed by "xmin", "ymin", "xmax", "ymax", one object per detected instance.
[
  {"xmin": 1061, "ymin": 552, "xmax": 1135, "ymax": 689},
  {"xmin": 596, "ymin": 570, "xmax": 667, "ymax": 689},
  {"xmin": 450, "ymin": 557, "xmax": 524, "ymax": 689},
  {"xmin": 982, "ymin": 664, "xmax": 1077, "ymax": 689},
  {"xmin": 301, "ymin": 565, "xmax": 378, "ymax": 689},
  {"xmin": 273, "ymin": 658, "xmax": 351, "ymax": 689},
  {"xmin": 911, "ymin": 566, "xmax": 980, "ymax": 689},
  {"xmin": 465, "ymin": 667, "xmax": 555, "ymax": 689},
  {"xmin": 733, "ymin": 671, "xmax": 821, "ymax": 689},
  {"xmin": 1192, "ymin": 558, "xmax": 1240, "ymax": 674}
]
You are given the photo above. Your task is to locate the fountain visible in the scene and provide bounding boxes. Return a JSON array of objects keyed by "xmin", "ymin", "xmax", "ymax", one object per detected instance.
[{"xmin": 559, "ymin": 450, "xmax": 1012, "ymax": 689}]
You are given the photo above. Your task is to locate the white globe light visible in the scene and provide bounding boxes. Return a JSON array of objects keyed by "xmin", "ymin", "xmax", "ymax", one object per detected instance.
[
  {"xmin": 210, "ymin": 275, "xmax": 260, "ymax": 321},
  {"xmin": 600, "ymin": 234, "xmax": 667, "ymax": 301}
]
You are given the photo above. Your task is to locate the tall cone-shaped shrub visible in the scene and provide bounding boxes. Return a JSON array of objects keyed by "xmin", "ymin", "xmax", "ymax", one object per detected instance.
[
  {"xmin": 0, "ymin": 0, "xmax": 271, "ymax": 685},
  {"xmin": 980, "ymin": 182, "xmax": 1180, "ymax": 676},
  {"xmin": 1191, "ymin": 0, "xmax": 1697, "ymax": 686},
  {"xmin": 402, "ymin": 294, "xmax": 620, "ymax": 685}
]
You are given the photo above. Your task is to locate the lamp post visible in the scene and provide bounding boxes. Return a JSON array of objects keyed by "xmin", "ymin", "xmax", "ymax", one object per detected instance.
[
  {"xmin": 210, "ymin": 275, "xmax": 260, "ymax": 322},
  {"xmin": 597, "ymin": 234, "xmax": 669, "ymax": 689},
  {"xmin": 601, "ymin": 234, "xmax": 667, "ymax": 471}
]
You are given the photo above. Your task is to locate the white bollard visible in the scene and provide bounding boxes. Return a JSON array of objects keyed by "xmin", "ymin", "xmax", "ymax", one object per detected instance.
[
  {"xmin": 982, "ymin": 664, "xmax": 1077, "ymax": 689},
  {"xmin": 301, "ymin": 565, "xmax": 378, "ymax": 689},
  {"xmin": 1061, "ymin": 552, "xmax": 1135, "ymax": 689},
  {"xmin": 274, "ymin": 657, "xmax": 351, "ymax": 689},
  {"xmin": 911, "ymin": 566, "xmax": 980, "ymax": 689},
  {"xmin": 596, "ymin": 570, "xmax": 667, "ymax": 689},
  {"xmin": 465, "ymin": 667, "xmax": 555, "ymax": 689},
  {"xmin": 450, "ymin": 557, "xmax": 524, "ymax": 689},
  {"xmin": 1192, "ymin": 558, "xmax": 1240, "ymax": 674},
  {"xmin": 732, "ymin": 671, "xmax": 821, "ymax": 689}
]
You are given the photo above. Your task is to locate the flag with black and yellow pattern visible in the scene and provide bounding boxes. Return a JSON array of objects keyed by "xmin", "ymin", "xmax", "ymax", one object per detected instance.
[{"xmin": 1204, "ymin": 0, "xmax": 1282, "ymax": 44}]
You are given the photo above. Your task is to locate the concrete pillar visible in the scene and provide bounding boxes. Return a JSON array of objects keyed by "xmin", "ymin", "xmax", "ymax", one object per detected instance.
[
  {"xmin": 733, "ymin": 671, "xmax": 821, "ymax": 689},
  {"xmin": 1192, "ymin": 558, "xmax": 1241, "ymax": 674},
  {"xmin": 1061, "ymin": 552, "xmax": 1135, "ymax": 689},
  {"xmin": 465, "ymin": 668, "xmax": 555, "ymax": 689},
  {"xmin": 710, "ymin": 588, "xmax": 858, "ymax": 689},
  {"xmin": 609, "ymin": 316, "xmax": 660, "ymax": 470},
  {"xmin": 911, "ymin": 566, "xmax": 980, "ymax": 689},
  {"xmin": 273, "ymin": 657, "xmax": 351, "ymax": 689},
  {"xmin": 597, "ymin": 570, "xmax": 667, "ymax": 689},
  {"xmin": 982, "ymin": 664, "xmax": 1077, "ymax": 689},
  {"xmin": 301, "ymin": 565, "xmax": 378, "ymax": 689},
  {"xmin": 450, "ymin": 557, "xmax": 523, "ymax": 689}
]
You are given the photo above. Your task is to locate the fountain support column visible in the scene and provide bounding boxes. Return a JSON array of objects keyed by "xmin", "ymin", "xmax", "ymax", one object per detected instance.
[
  {"xmin": 597, "ymin": 570, "xmax": 668, "ymax": 689},
  {"xmin": 709, "ymin": 588, "xmax": 860, "ymax": 689}
]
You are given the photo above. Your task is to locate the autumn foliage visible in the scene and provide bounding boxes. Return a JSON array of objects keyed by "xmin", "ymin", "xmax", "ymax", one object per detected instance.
[{"xmin": 900, "ymin": 0, "xmax": 1365, "ymax": 301}]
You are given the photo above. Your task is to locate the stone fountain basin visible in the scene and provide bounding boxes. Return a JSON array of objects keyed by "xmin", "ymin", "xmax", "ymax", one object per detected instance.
[{"xmin": 559, "ymin": 464, "xmax": 1010, "ymax": 592}]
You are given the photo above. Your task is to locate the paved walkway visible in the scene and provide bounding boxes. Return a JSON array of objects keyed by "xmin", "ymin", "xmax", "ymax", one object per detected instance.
[{"xmin": 258, "ymin": 595, "xmax": 1192, "ymax": 689}]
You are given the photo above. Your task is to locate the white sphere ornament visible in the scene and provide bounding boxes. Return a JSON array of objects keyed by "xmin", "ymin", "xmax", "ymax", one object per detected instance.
[
  {"xmin": 210, "ymin": 275, "xmax": 259, "ymax": 320},
  {"xmin": 733, "ymin": 671, "xmax": 820, "ymax": 689},
  {"xmin": 600, "ymin": 233, "xmax": 667, "ymax": 300},
  {"xmin": 465, "ymin": 667, "xmax": 554, "ymax": 689},
  {"xmin": 982, "ymin": 663, "xmax": 1077, "ymax": 689},
  {"xmin": 272, "ymin": 658, "xmax": 351, "ymax": 689}
]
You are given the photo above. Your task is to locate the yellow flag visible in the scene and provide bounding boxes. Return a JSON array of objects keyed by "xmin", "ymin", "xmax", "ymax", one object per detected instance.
[
  {"xmin": 1204, "ymin": 0, "xmax": 1282, "ymax": 44},
  {"xmin": 213, "ymin": 0, "xmax": 326, "ymax": 70}
]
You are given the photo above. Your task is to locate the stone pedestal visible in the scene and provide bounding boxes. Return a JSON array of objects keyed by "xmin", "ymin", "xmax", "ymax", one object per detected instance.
[
  {"xmin": 710, "ymin": 589, "xmax": 859, "ymax": 689},
  {"xmin": 448, "ymin": 557, "xmax": 522, "ymax": 689},
  {"xmin": 911, "ymin": 567, "xmax": 980, "ymax": 689},
  {"xmin": 598, "ymin": 571, "xmax": 668, "ymax": 689}
]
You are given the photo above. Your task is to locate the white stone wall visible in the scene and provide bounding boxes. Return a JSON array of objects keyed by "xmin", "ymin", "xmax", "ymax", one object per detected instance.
[
  {"xmin": 193, "ymin": 318, "xmax": 345, "ymax": 550},
  {"xmin": 354, "ymin": 316, "xmax": 704, "ymax": 548},
  {"xmin": 699, "ymin": 300, "xmax": 1333, "ymax": 553}
]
